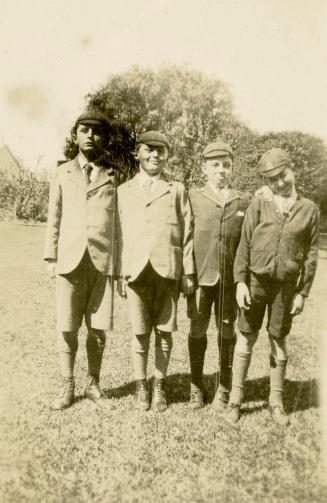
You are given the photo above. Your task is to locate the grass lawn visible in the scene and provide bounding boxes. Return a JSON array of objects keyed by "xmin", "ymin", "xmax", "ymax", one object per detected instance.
[{"xmin": 0, "ymin": 221, "xmax": 326, "ymax": 503}]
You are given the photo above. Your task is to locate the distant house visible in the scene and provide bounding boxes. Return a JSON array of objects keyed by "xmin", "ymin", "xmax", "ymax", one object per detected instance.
[{"xmin": 0, "ymin": 145, "xmax": 21, "ymax": 179}]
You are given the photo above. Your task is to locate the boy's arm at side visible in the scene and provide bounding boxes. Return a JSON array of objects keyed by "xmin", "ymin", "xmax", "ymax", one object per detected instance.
[
  {"xmin": 296, "ymin": 205, "xmax": 320, "ymax": 298},
  {"xmin": 178, "ymin": 184, "xmax": 195, "ymax": 277},
  {"xmin": 233, "ymin": 198, "xmax": 261, "ymax": 285},
  {"xmin": 178, "ymin": 185, "xmax": 195, "ymax": 294},
  {"xmin": 43, "ymin": 169, "xmax": 62, "ymax": 263}
]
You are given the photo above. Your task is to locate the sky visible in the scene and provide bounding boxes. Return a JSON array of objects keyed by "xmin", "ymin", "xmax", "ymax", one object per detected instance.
[{"xmin": 1, "ymin": 0, "xmax": 326, "ymax": 170}]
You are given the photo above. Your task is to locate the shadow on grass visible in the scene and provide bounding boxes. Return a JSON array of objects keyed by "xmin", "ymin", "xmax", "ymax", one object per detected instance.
[
  {"xmin": 244, "ymin": 376, "xmax": 319, "ymax": 413},
  {"xmin": 99, "ymin": 374, "xmax": 318, "ymax": 413}
]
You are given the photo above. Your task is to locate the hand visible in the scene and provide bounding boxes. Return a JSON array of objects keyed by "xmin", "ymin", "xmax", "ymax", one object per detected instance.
[
  {"xmin": 255, "ymin": 185, "xmax": 273, "ymax": 201},
  {"xmin": 117, "ymin": 277, "xmax": 127, "ymax": 298},
  {"xmin": 290, "ymin": 294, "xmax": 305, "ymax": 316},
  {"xmin": 236, "ymin": 282, "xmax": 251, "ymax": 310},
  {"xmin": 47, "ymin": 260, "xmax": 57, "ymax": 279},
  {"xmin": 180, "ymin": 275, "xmax": 195, "ymax": 296}
]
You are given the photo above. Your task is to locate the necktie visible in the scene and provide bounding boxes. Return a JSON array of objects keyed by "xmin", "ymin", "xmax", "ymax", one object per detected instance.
[
  {"xmin": 143, "ymin": 178, "xmax": 153, "ymax": 197},
  {"xmin": 84, "ymin": 164, "xmax": 93, "ymax": 184}
]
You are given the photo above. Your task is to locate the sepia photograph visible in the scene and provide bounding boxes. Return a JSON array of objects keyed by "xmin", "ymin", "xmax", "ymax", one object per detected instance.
[{"xmin": 0, "ymin": 0, "xmax": 327, "ymax": 501}]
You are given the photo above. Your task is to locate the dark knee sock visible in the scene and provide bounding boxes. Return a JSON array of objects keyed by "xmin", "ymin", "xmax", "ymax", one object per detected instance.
[
  {"xmin": 218, "ymin": 336, "xmax": 236, "ymax": 393},
  {"xmin": 188, "ymin": 335, "xmax": 207, "ymax": 391},
  {"xmin": 86, "ymin": 330, "xmax": 106, "ymax": 381}
]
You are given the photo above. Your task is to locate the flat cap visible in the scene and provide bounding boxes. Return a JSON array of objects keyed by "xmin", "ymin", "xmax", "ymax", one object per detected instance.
[
  {"xmin": 75, "ymin": 109, "xmax": 109, "ymax": 128},
  {"xmin": 203, "ymin": 140, "xmax": 234, "ymax": 159},
  {"xmin": 258, "ymin": 148, "xmax": 291, "ymax": 177},
  {"xmin": 136, "ymin": 131, "xmax": 170, "ymax": 148}
]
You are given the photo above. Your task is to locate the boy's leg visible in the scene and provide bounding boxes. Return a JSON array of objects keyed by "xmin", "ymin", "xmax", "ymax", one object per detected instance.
[
  {"xmin": 54, "ymin": 266, "xmax": 86, "ymax": 410},
  {"xmin": 225, "ymin": 275, "xmax": 267, "ymax": 423},
  {"xmin": 53, "ymin": 331, "xmax": 78, "ymax": 410},
  {"xmin": 266, "ymin": 283, "xmax": 293, "ymax": 425},
  {"xmin": 213, "ymin": 283, "xmax": 237, "ymax": 410},
  {"xmin": 152, "ymin": 270, "xmax": 179, "ymax": 412},
  {"xmin": 85, "ymin": 263, "xmax": 114, "ymax": 409},
  {"xmin": 187, "ymin": 286, "xmax": 213, "ymax": 409},
  {"xmin": 126, "ymin": 266, "xmax": 153, "ymax": 410}
]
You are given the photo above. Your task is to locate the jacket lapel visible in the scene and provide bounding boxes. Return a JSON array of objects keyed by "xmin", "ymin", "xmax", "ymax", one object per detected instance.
[
  {"xmin": 148, "ymin": 178, "xmax": 171, "ymax": 203},
  {"xmin": 66, "ymin": 157, "xmax": 86, "ymax": 190},
  {"xmin": 87, "ymin": 167, "xmax": 116, "ymax": 192}
]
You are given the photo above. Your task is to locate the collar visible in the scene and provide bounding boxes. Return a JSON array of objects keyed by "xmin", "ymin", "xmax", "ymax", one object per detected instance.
[
  {"xmin": 77, "ymin": 152, "xmax": 89, "ymax": 170},
  {"xmin": 137, "ymin": 170, "xmax": 161, "ymax": 188}
]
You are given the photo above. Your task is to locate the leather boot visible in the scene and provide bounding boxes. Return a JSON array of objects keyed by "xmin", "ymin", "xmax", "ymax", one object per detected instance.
[
  {"xmin": 135, "ymin": 379, "xmax": 150, "ymax": 411},
  {"xmin": 52, "ymin": 377, "xmax": 75, "ymax": 410},
  {"xmin": 84, "ymin": 375, "xmax": 112, "ymax": 410},
  {"xmin": 152, "ymin": 378, "xmax": 168, "ymax": 412}
]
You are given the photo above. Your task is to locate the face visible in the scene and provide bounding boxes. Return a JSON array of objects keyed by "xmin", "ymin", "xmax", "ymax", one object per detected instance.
[
  {"xmin": 135, "ymin": 144, "xmax": 168, "ymax": 176},
  {"xmin": 202, "ymin": 155, "xmax": 232, "ymax": 189},
  {"xmin": 267, "ymin": 167, "xmax": 295, "ymax": 197},
  {"xmin": 75, "ymin": 124, "xmax": 106, "ymax": 159}
]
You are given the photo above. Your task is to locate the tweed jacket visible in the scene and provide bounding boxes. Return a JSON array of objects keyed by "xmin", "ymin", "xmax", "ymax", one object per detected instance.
[
  {"xmin": 189, "ymin": 184, "xmax": 251, "ymax": 286},
  {"xmin": 43, "ymin": 156, "xmax": 117, "ymax": 275},
  {"xmin": 117, "ymin": 175, "xmax": 194, "ymax": 282},
  {"xmin": 234, "ymin": 195, "xmax": 319, "ymax": 297}
]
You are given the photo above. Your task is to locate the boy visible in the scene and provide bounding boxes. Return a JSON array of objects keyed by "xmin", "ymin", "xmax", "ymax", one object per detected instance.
[
  {"xmin": 187, "ymin": 140, "xmax": 251, "ymax": 410},
  {"xmin": 117, "ymin": 131, "xmax": 195, "ymax": 412},
  {"xmin": 44, "ymin": 109, "xmax": 117, "ymax": 410},
  {"xmin": 227, "ymin": 148, "xmax": 319, "ymax": 425}
]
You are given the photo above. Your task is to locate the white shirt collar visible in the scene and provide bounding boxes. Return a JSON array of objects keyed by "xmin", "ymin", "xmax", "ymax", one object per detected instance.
[
  {"xmin": 77, "ymin": 152, "xmax": 89, "ymax": 170},
  {"xmin": 137, "ymin": 170, "xmax": 161, "ymax": 188}
]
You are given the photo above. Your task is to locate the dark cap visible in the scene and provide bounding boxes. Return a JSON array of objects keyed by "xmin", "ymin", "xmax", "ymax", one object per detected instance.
[
  {"xmin": 136, "ymin": 131, "xmax": 170, "ymax": 149},
  {"xmin": 203, "ymin": 140, "xmax": 234, "ymax": 159},
  {"xmin": 258, "ymin": 148, "xmax": 291, "ymax": 177},
  {"xmin": 75, "ymin": 109, "xmax": 109, "ymax": 129}
]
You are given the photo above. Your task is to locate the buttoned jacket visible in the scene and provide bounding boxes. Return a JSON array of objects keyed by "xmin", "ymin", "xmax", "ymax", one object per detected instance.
[
  {"xmin": 234, "ymin": 195, "xmax": 319, "ymax": 296},
  {"xmin": 189, "ymin": 184, "xmax": 251, "ymax": 286},
  {"xmin": 43, "ymin": 156, "xmax": 117, "ymax": 275},
  {"xmin": 117, "ymin": 175, "xmax": 194, "ymax": 282}
]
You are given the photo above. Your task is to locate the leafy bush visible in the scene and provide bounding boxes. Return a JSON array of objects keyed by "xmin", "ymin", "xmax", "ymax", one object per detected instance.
[{"xmin": 0, "ymin": 166, "xmax": 49, "ymax": 222}]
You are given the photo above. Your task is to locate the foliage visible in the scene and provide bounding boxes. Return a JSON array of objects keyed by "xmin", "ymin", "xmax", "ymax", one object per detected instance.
[
  {"xmin": 67, "ymin": 65, "xmax": 245, "ymax": 186},
  {"xmin": 0, "ymin": 166, "xmax": 49, "ymax": 222},
  {"xmin": 64, "ymin": 66, "xmax": 327, "ymax": 225}
]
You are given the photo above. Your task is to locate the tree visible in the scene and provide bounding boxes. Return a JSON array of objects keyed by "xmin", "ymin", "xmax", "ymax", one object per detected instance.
[
  {"xmin": 63, "ymin": 65, "xmax": 327, "ymax": 228},
  {"xmin": 65, "ymin": 65, "xmax": 251, "ymax": 186}
]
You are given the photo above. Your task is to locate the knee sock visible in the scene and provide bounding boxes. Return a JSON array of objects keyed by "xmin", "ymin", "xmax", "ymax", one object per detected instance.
[
  {"xmin": 269, "ymin": 355, "xmax": 288, "ymax": 406},
  {"xmin": 188, "ymin": 335, "xmax": 207, "ymax": 391},
  {"xmin": 218, "ymin": 336, "xmax": 236, "ymax": 394},
  {"xmin": 132, "ymin": 333, "xmax": 150, "ymax": 380},
  {"xmin": 86, "ymin": 330, "xmax": 106, "ymax": 381},
  {"xmin": 229, "ymin": 351, "xmax": 252, "ymax": 404},
  {"xmin": 155, "ymin": 331, "xmax": 173, "ymax": 379}
]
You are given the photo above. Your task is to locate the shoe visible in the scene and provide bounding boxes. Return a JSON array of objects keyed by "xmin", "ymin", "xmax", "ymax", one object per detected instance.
[
  {"xmin": 212, "ymin": 390, "xmax": 229, "ymax": 412},
  {"xmin": 189, "ymin": 388, "xmax": 206, "ymax": 410},
  {"xmin": 225, "ymin": 402, "xmax": 241, "ymax": 424},
  {"xmin": 135, "ymin": 379, "xmax": 150, "ymax": 411},
  {"xmin": 84, "ymin": 376, "xmax": 112, "ymax": 410},
  {"xmin": 269, "ymin": 404, "xmax": 290, "ymax": 426},
  {"xmin": 152, "ymin": 378, "xmax": 167, "ymax": 412},
  {"xmin": 52, "ymin": 377, "xmax": 75, "ymax": 410}
]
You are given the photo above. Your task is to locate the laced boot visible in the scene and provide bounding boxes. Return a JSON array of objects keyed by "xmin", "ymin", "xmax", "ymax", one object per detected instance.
[
  {"xmin": 52, "ymin": 377, "xmax": 75, "ymax": 410},
  {"xmin": 84, "ymin": 375, "xmax": 112, "ymax": 410},
  {"xmin": 152, "ymin": 378, "xmax": 168, "ymax": 412},
  {"xmin": 135, "ymin": 379, "xmax": 150, "ymax": 411}
]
